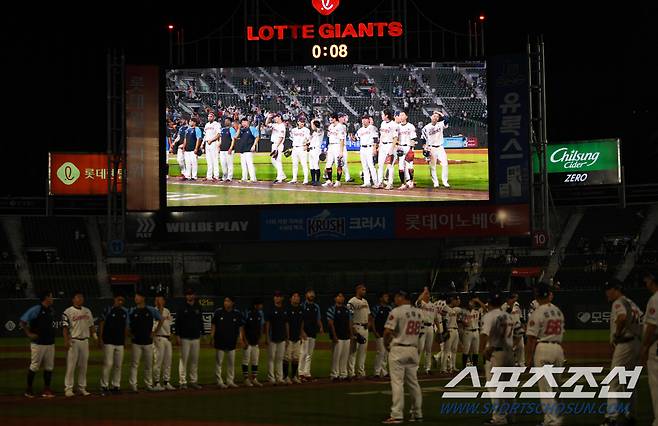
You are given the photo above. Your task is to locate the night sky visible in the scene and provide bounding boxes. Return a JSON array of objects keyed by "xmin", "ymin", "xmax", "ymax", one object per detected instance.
[{"xmin": 2, "ymin": 1, "xmax": 656, "ymax": 196}]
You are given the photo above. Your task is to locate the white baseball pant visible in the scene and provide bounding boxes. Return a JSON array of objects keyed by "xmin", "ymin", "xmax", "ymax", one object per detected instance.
[
  {"xmin": 514, "ymin": 337, "xmax": 526, "ymax": 366},
  {"xmin": 178, "ymin": 338, "xmax": 200, "ymax": 385},
  {"xmin": 308, "ymin": 148, "xmax": 320, "ymax": 171},
  {"xmin": 374, "ymin": 337, "xmax": 389, "ymax": 377},
  {"xmin": 484, "ymin": 350, "xmax": 515, "ymax": 424},
  {"xmin": 129, "ymin": 343, "xmax": 154, "ymax": 388},
  {"xmin": 176, "ymin": 147, "xmax": 186, "ymax": 175},
  {"xmin": 239, "ymin": 152, "xmax": 257, "ymax": 182},
  {"xmin": 299, "ymin": 337, "xmax": 316, "ymax": 377},
  {"xmin": 330, "ymin": 339, "xmax": 350, "ymax": 379},
  {"xmin": 267, "ymin": 341, "xmax": 286, "ymax": 382},
  {"xmin": 441, "ymin": 329, "xmax": 459, "ymax": 371},
  {"xmin": 64, "ymin": 339, "xmax": 89, "ymax": 392},
  {"xmin": 291, "ymin": 147, "xmax": 309, "ymax": 183},
  {"xmin": 183, "ymin": 151, "xmax": 198, "ymax": 179},
  {"xmin": 270, "ymin": 145, "xmax": 286, "ymax": 181},
  {"xmin": 100, "ymin": 344, "xmax": 124, "ymax": 389},
  {"xmin": 648, "ymin": 341, "xmax": 658, "ymax": 426},
  {"xmin": 462, "ymin": 330, "xmax": 480, "ymax": 355},
  {"xmin": 359, "ymin": 146, "xmax": 377, "ymax": 185},
  {"xmin": 342, "ymin": 147, "xmax": 351, "ymax": 180},
  {"xmin": 533, "ymin": 342, "xmax": 565, "ymax": 426},
  {"xmin": 377, "ymin": 142, "xmax": 395, "ymax": 185},
  {"xmin": 388, "ymin": 345, "xmax": 423, "ymax": 420},
  {"xmin": 205, "ymin": 142, "xmax": 219, "ymax": 179},
  {"xmin": 348, "ymin": 325, "xmax": 368, "ymax": 377},
  {"xmin": 219, "ymin": 151, "xmax": 234, "ymax": 180},
  {"xmin": 418, "ymin": 326, "xmax": 435, "ymax": 372},
  {"xmin": 215, "ymin": 349, "xmax": 236, "ymax": 385},
  {"xmin": 429, "ymin": 145, "xmax": 449, "ymax": 187},
  {"xmin": 153, "ymin": 336, "xmax": 172, "ymax": 384},
  {"xmin": 605, "ymin": 340, "xmax": 641, "ymax": 421},
  {"xmin": 324, "ymin": 144, "xmax": 342, "ymax": 169},
  {"xmin": 242, "ymin": 344, "xmax": 260, "ymax": 368},
  {"xmin": 29, "ymin": 343, "xmax": 54, "ymax": 372},
  {"xmin": 285, "ymin": 340, "xmax": 301, "ymax": 362}
]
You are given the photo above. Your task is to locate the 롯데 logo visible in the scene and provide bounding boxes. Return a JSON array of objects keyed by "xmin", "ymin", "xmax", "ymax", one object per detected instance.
[
  {"xmin": 312, "ymin": 0, "xmax": 340, "ymax": 16},
  {"xmin": 56, "ymin": 162, "xmax": 80, "ymax": 185}
]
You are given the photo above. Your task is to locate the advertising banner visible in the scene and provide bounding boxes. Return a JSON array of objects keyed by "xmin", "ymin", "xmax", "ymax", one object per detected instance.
[{"xmin": 49, "ymin": 153, "xmax": 122, "ymax": 195}]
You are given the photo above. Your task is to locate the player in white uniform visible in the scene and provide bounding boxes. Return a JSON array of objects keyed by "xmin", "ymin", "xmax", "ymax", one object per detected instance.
[
  {"xmin": 415, "ymin": 287, "xmax": 442, "ymax": 375},
  {"xmin": 396, "ymin": 111, "xmax": 417, "ymax": 189},
  {"xmin": 502, "ymin": 293, "xmax": 525, "ymax": 366},
  {"xmin": 480, "ymin": 292, "xmax": 519, "ymax": 425},
  {"xmin": 288, "ymin": 117, "xmax": 311, "ymax": 184},
  {"xmin": 266, "ymin": 112, "xmax": 287, "ymax": 183},
  {"xmin": 203, "ymin": 112, "xmax": 221, "ymax": 181},
  {"xmin": 347, "ymin": 284, "xmax": 371, "ymax": 379},
  {"xmin": 308, "ymin": 120, "xmax": 324, "ymax": 186},
  {"xmin": 640, "ymin": 271, "xmax": 658, "ymax": 426},
  {"xmin": 526, "ymin": 283, "xmax": 565, "ymax": 426},
  {"xmin": 602, "ymin": 279, "xmax": 643, "ymax": 426},
  {"xmin": 356, "ymin": 114, "xmax": 379, "ymax": 188},
  {"xmin": 382, "ymin": 289, "xmax": 423, "ymax": 424},
  {"xmin": 433, "ymin": 296, "xmax": 448, "ymax": 371},
  {"xmin": 153, "ymin": 294, "xmax": 175, "ymax": 391},
  {"xmin": 421, "ymin": 110, "xmax": 450, "ymax": 188},
  {"xmin": 62, "ymin": 290, "xmax": 96, "ymax": 397},
  {"xmin": 461, "ymin": 295, "xmax": 484, "ymax": 369},
  {"xmin": 377, "ymin": 109, "xmax": 400, "ymax": 190},
  {"xmin": 441, "ymin": 295, "xmax": 462, "ymax": 372},
  {"xmin": 323, "ymin": 113, "xmax": 347, "ymax": 188},
  {"xmin": 338, "ymin": 113, "xmax": 352, "ymax": 182}
]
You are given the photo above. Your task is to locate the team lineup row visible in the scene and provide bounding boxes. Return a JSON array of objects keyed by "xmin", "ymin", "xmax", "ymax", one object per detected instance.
[
  {"xmin": 16, "ymin": 274, "xmax": 658, "ymax": 425},
  {"xmin": 169, "ymin": 109, "xmax": 451, "ymax": 189}
]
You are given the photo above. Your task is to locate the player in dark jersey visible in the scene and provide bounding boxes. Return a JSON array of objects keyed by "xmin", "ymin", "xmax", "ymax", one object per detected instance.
[
  {"xmin": 241, "ymin": 298, "xmax": 265, "ymax": 387},
  {"xmin": 99, "ymin": 293, "xmax": 129, "ymax": 395},
  {"xmin": 372, "ymin": 292, "xmax": 392, "ymax": 378}
]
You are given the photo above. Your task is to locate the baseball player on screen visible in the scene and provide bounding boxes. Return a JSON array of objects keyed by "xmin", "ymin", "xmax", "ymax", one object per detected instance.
[
  {"xmin": 372, "ymin": 291, "xmax": 392, "ymax": 378},
  {"xmin": 20, "ymin": 290, "xmax": 56, "ymax": 398},
  {"xmin": 441, "ymin": 295, "xmax": 462, "ymax": 373},
  {"xmin": 640, "ymin": 271, "xmax": 658, "ymax": 426},
  {"xmin": 382, "ymin": 289, "xmax": 423, "ymax": 424},
  {"xmin": 62, "ymin": 290, "xmax": 96, "ymax": 397},
  {"xmin": 327, "ymin": 291, "xmax": 353, "ymax": 381},
  {"xmin": 461, "ymin": 295, "xmax": 484, "ymax": 369},
  {"xmin": 203, "ymin": 112, "xmax": 221, "ymax": 181},
  {"xmin": 602, "ymin": 279, "xmax": 643, "ymax": 426},
  {"xmin": 322, "ymin": 112, "xmax": 347, "ymax": 188},
  {"xmin": 299, "ymin": 289, "xmax": 323, "ymax": 380},
  {"xmin": 397, "ymin": 111, "xmax": 417, "ymax": 190},
  {"xmin": 416, "ymin": 287, "xmax": 441, "ymax": 375},
  {"xmin": 378, "ymin": 109, "xmax": 399, "ymax": 190},
  {"xmin": 171, "ymin": 117, "xmax": 188, "ymax": 178},
  {"xmin": 265, "ymin": 112, "xmax": 287, "ymax": 183},
  {"xmin": 479, "ymin": 291, "xmax": 518, "ymax": 425},
  {"xmin": 308, "ymin": 120, "xmax": 324, "ymax": 186},
  {"xmin": 235, "ymin": 117, "xmax": 259, "ymax": 183},
  {"xmin": 241, "ymin": 298, "xmax": 265, "ymax": 387},
  {"xmin": 289, "ymin": 117, "xmax": 311, "ymax": 184},
  {"xmin": 128, "ymin": 290, "xmax": 163, "ymax": 392},
  {"xmin": 338, "ymin": 113, "xmax": 354, "ymax": 183},
  {"xmin": 211, "ymin": 296, "xmax": 243, "ymax": 389},
  {"xmin": 175, "ymin": 288, "xmax": 204, "ymax": 390},
  {"xmin": 266, "ymin": 291, "xmax": 289, "ymax": 385},
  {"xmin": 284, "ymin": 292, "xmax": 304, "ymax": 384},
  {"xmin": 183, "ymin": 117, "xmax": 203, "ymax": 180},
  {"xmin": 525, "ymin": 283, "xmax": 565, "ymax": 426},
  {"xmin": 347, "ymin": 284, "xmax": 371, "ymax": 379},
  {"xmin": 356, "ymin": 114, "xmax": 379, "ymax": 188},
  {"xmin": 99, "ymin": 293, "xmax": 129, "ymax": 395},
  {"xmin": 152, "ymin": 293, "xmax": 174, "ymax": 391},
  {"xmin": 421, "ymin": 110, "xmax": 450, "ymax": 188}
]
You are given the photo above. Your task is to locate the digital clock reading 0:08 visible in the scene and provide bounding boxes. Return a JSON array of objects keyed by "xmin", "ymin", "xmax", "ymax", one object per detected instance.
[{"xmin": 311, "ymin": 44, "xmax": 348, "ymax": 59}]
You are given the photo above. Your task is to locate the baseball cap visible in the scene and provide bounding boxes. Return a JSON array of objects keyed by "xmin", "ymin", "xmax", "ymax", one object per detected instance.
[
  {"xmin": 184, "ymin": 288, "xmax": 196, "ymax": 295},
  {"xmin": 604, "ymin": 278, "xmax": 623, "ymax": 291},
  {"xmin": 394, "ymin": 110, "xmax": 401, "ymax": 117},
  {"xmin": 337, "ymin": 112, "xmax": 347, "ymax": 118}
]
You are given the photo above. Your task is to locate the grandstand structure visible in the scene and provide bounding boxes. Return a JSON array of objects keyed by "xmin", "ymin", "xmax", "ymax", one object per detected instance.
[
  {"xmin": 0, "ymin": 203, "xmax": 656, "ymax": 299},
  {"xmin": 166, "ymin": 63, "xmax": 488, "ymax": 146}
]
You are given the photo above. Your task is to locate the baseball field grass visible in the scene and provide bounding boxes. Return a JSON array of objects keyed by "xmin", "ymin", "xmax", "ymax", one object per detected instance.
[
  {"xmin": 166, "ymin": 149, "xmax": 489, "ymax": 206},
  {"xmin": 1, "ymin": 330, "xmax": 654, "ymax": 425}
]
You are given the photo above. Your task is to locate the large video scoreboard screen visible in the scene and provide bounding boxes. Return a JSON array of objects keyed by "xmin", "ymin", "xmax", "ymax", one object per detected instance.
[{"xmin": 164, "ymin": 63, "xmax": 489, "ymax": 207}]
